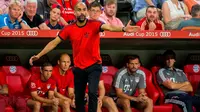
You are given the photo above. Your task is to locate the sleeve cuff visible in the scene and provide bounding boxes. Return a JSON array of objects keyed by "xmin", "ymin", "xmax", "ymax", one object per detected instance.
[{"xmin": 58, "ymin": 35, "xmax": 64, "ymax": 41}]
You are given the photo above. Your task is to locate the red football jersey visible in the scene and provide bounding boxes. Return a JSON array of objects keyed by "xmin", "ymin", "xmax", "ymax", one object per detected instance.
[
  {"xmin": 52, "ymin": 66, "xmax": 74, "ymax": 95},
  {"xmin": 136, "ymin": 17, "xmax": 163, "ymax": 30},
  {"xmin": 57, "ymin": 0, "xmax": 77, "ymax": 22},
  {"xmin": 58, "ymin": 20, "xmax": 104, "ymax": 69},
  {"xmin": 29, "ymin": 73, "xmax": 40, "ymax": 83},
  {"xmin": 30, "ymin": 77, "xmax": 56, "ymax": 97}
]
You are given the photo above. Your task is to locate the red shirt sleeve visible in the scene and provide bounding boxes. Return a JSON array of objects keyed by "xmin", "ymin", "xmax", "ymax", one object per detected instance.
[
  {"xmin": 136, "ymin": 17, "xmax": 147, "ymax": 27},
  {"xmin": 69, "ymin": 70, "xmax": 74, "ymax": 88},
  {"xmin": 94, "ymin": 20, "xmax": 104, "ymax": 33},
  {"xmin": 49, "ymin": 79, "xmax": 56, "ymax": 91},
  {"xmin": 58, "ymin": 26, "xmax": 70, "ymax": 40},
  {"xmin": 30, "ymin": 80, "xmax": 37, "ymax": 92},
  {"xmin": 100, "ymin": 75, "xmax": 103, "ymax": 81}
]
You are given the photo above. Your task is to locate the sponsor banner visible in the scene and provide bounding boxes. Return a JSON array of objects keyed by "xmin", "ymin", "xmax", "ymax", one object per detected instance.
[
  {"xmin": 0, "ymin": 30, "xmax": 199, "ymax": 38},
  {"xmin": 0, "ymin": 30, "xmax": 60, "ymax": 38}
]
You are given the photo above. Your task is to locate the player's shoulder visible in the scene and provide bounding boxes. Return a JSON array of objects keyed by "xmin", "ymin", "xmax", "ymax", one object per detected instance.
[
  {"xmin": 30, "ymin": 73, "xmax": 40, "ymax": 81},
  {"xmin": 116, "ymin": 67, "xmax": 128, "ymax": 78},
  {"xmin": 136, "ymin": 69, "xmax": 145, "ymax": 76},
  {"xmin": 67, "ymin": 67, "xmax": 74, "ymax": 76}
]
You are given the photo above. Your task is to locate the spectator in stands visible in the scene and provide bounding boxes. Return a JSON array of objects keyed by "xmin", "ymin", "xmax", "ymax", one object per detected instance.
[
  {"xmin": 0, "ymin": 0, "xmax": 24, "ymax": 15},
  {"xmin": 99, "ymin": 0, "xmax": 124, "ymax": 27},
  {"xmin": 45, "ymin": 4, "xmax": 64, "ymax": 29},
  {"xmin": 37, "ymin": 0, "xmax": 57, "ymax": 20},
  {"xmin": 184, "ymin": 0, "xmax": 200, "ymax": 13},
  {"xmin": 0, "ymin": 71, "xmax": 27, "ymax": 112},
  {"xmin": 157, "ymin": 50, "xmax": 200, "ymax": 112},
  {"xmin": 29, "ymin": 2, "xmax": 140, "ymax": 112},
  {"xmin": 162, "ymin": 0, "xmax": 191, "ymax": 30},
  {"xmin": 52, "ymin": 53, "xmax": 75, "ymax": 110},
  {"xmin": 85, "ymin": 0, "xmax": 104, "ymax": 7},
  {"xmin": 88, "ymin": 1, "xmax": 102, "ymax": 20},
  {"xmin": 178, "ymin": 4, "xmax": 200, "ymax": 30},
  {"xmin": 85, "ymin": 77, "xmax": 119, "ymax": 112},
  {"xmin": 112, "ymin": 55, "xmax": 153, "ymax": 112},
  {"xmin": 57, "ymin": 0, "xmax": 78, "ymax": 24},
  {"xmin": 37, "ymin": 0, "xmax": 68, "ymax": 25},
  {"xmin": 27, "ymin": 62, "xmax": 59, "ymax": 112},
  {"xmin": 131, "ymin": 0, "xmax": 158, "ymax": 22},
  {"xmin": 136, "ymin": 5, "xmax": 164, "ymax": 30},
  {"xmin": 23, "ymin": 0, "xmax": 50, "ymax": 29},
  {"xmin": 0, "ymin": 0, "xmax": 30, "ymax": 29}
]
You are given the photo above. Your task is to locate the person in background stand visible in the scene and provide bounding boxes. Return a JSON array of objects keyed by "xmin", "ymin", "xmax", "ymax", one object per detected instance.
[
  {"xmin": 57, "ymin": 0, "xmax": 78, "ymax": 24},
  {"xmin": 0, "ymin": 0, "xmax": 30, "ymax": 29},
  {"xmin": 45, "ymin": 4, "xmax": 65, "ymax": 29},
  {"xmin": 22, "ymin": 0, "xmax": 50, "ymax": 29},
  {"xmin": 0, "ymin": 0, "xmax": 24, "ymax": 14},
  {"xmin": 99, "ymin": 0, "xmax": 124, "ymax": 27},
  {"xmin": 136, "ymin": 5, "xmax": 164, "ymax": 30}
]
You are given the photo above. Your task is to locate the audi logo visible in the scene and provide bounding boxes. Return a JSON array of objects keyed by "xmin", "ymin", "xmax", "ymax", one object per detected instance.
[
  {"xmin": 6, "ymin": 56, "xmax": 19, "ymax": 61},
  {"xmin": 26, "ymin": 31, "xmax": 38, "ymax": 36},
  {"xmin": 190, "ymin": 56, "xmax": 200, "ymax": 61},
  {"xmin": 160, "ymin": 32, "xmax": 171, "ymax": 37}
]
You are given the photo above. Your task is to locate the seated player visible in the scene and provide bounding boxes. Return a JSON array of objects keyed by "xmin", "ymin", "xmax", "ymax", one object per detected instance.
[
  {"xmin": 52, "ymin": 53, "xmax": 75, "ymax": 111},
  {"xmin": 27, "ymin": 62, "xmax": 59, "ymax": 112},
  {"xmin": 112, "ymin": 55, "xmax": 153, "ymax": 112}
]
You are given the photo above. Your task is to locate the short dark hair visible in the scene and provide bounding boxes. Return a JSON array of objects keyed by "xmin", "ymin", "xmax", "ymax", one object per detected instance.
[
  {"xmin": 88, "ymin": 1, "xmax": 101, "ymax": 10},
  {"xmin": 146, "ymin": 5, "xmax": 157, "ymax": 13},
  {"xmin": 163, "ymin": 50, "xmax": 176, "ymax": 61},
  {"xmin": 41, "ymin": 62, "xmax": 52, "ymax": 70},
  {"xmin": 104, "ymin": 0, "xmax": 116, "ymax": 6},
  {"xmin": 126, "ymin": 55, "xmax": 140, "ymax": 64},
  {"xmin": 191, "ymin": 4, "xmax": 200, "ymax": 17}
]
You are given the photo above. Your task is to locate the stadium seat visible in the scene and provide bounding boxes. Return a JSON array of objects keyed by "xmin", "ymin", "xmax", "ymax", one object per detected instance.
[
  {"xmin": 184, "ymin": 64, "xmax": 200, "ymax": 94},
  {"xmin": 184, "ymin": 53, "xmax": 200, "ymax": 94},
  {"xmin": 101, "ymin": 54, "xmax": 113, "ymax": 66},
  {"xmin": 139, "ymin": 67, "xmax": 159, "ymax": 104},
  {"xmin": 181, "ymin": 26, "xmax": 200, "ymax": 31},
  {"xmin": 0, "ymin": 66, "xmax": 32, "ymax": 112},
  {"xmin": 5, "ymin": 106, "xmax": 14, "ymax": 112},
  {"xmin": 184, "ymin": 0, "xmax": 198, "ymax": 12},
  {"xmin": 101, "ymin": 66, "xmax": 118, "ymax": 92},
  {"xmin": 140, "ymin": 66, "xmax": 173, "ymax": 112},
  {"xmin": 150, "ymin": 54, "xmax": 167, "ymax": 104}
]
